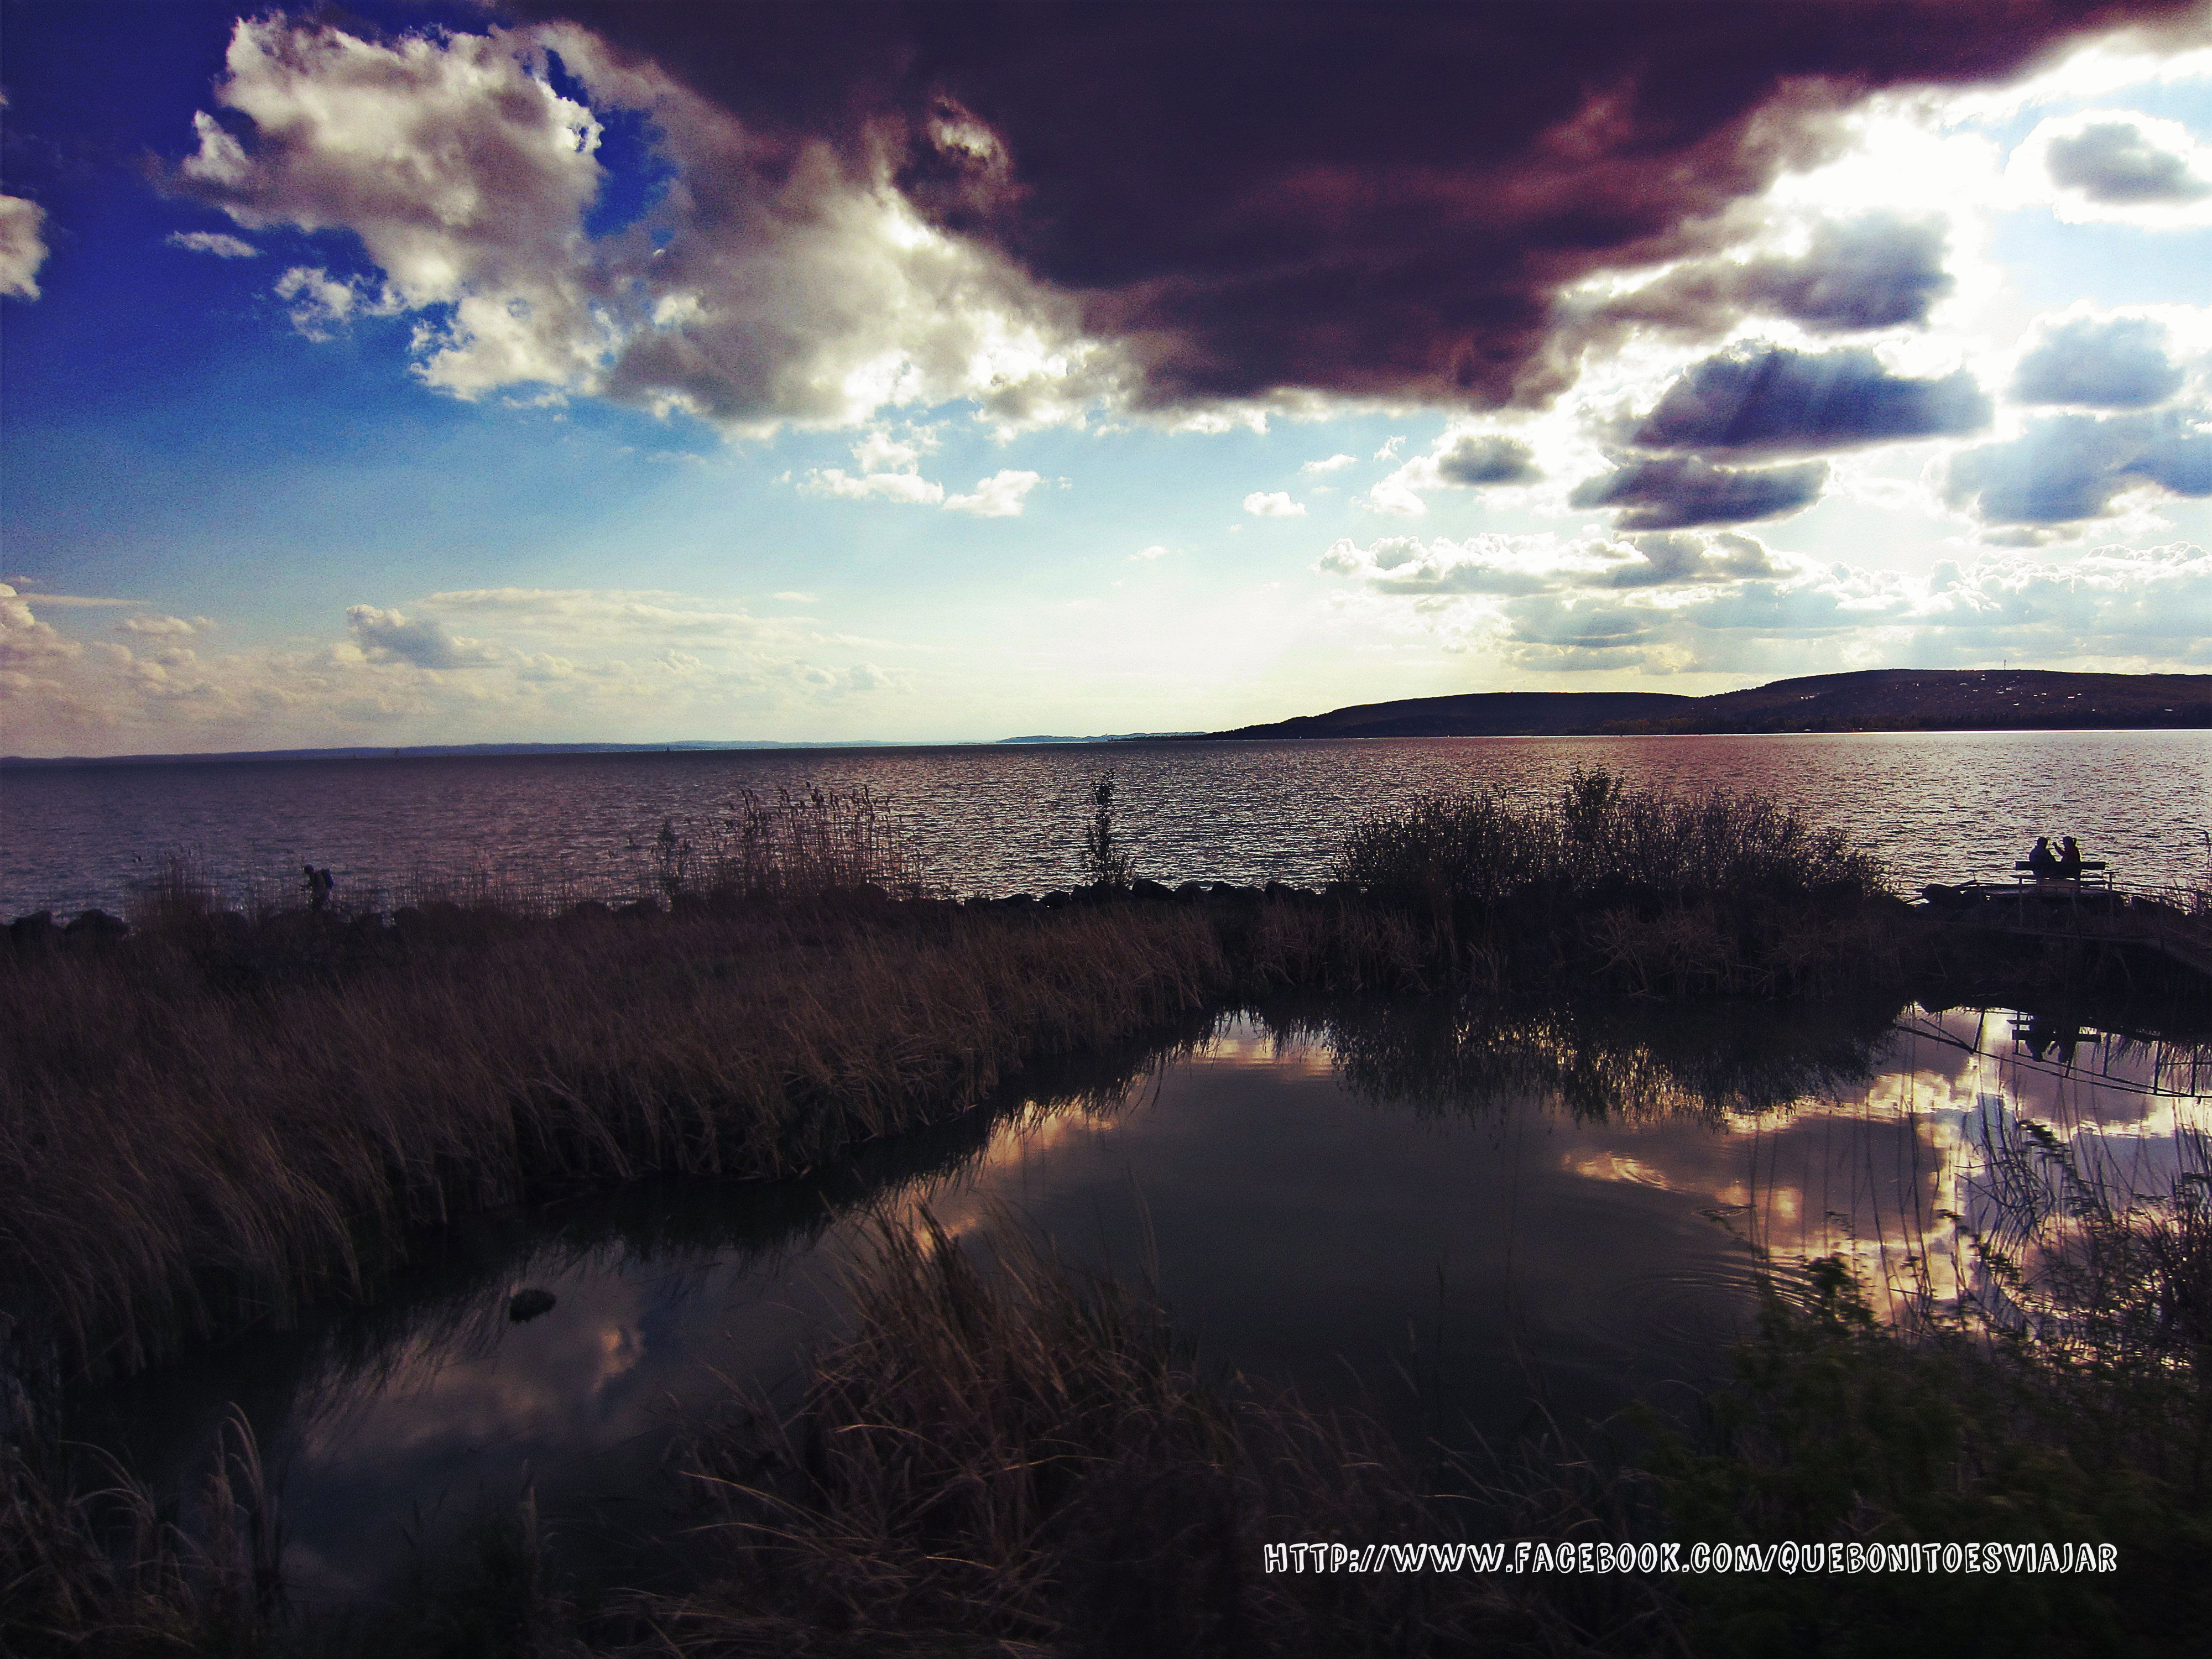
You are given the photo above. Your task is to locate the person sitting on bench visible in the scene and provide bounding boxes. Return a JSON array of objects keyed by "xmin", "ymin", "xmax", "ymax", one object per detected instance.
[
  {"xmin": 2057, "ymin": 836, "xmax": 2084, "ymax": 880},
  {"xmin": 2026, "ymin": 836, "xmax": 2059, "ymax": 877}
]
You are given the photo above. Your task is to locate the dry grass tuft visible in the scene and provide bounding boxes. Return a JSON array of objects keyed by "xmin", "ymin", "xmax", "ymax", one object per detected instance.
[
  {"xmin": 654, "ymin": 1214, "xmax": 1529, "ymax": 1658},
  {"xmin": 1, "ymin": 1389, "xmax": 283, "ymax": 1658}
]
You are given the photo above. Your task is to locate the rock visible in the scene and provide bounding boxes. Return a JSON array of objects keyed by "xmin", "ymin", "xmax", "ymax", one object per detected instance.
[
  {"xmin": 507, "ymin": 1287, "xmax": 558, "ymax": 1323},
  {"xmin": 8, "ymin": 911, "xmax": 56, "ymax": 951},
  {"xmin": 1131, "ymin": 879, "xmax": 1175, "ymax": 901},
  {"xmin": 64, "ymin": 909, "xmax": 129, "ymax": 942}
]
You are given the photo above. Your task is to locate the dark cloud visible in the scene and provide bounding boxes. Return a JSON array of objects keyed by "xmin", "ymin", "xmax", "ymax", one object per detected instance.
[
  {"xmin": 1632, "ymin": 345, "xmax": 1991, "ymax": 453},
  {"xmin": 1737, "ymin": 215, "xmax": 1955, "ymax": 332},
  {"xmin": 2046, "ymin": 118, "xmax": 2211, "ymax": 204},
  {"xmin": 2012, "ymin": 315, "xmax": 2185, "ymax": 407},
  {"xmin": 1944, "ymin": 409, "xmax": 2212, "ymax": 523},
  {"xmin": 1599, "ymin": 531, "xmax": 1783, "ymax": 586},
  {"xmin": 1570, "ymin": 455, "xmax": 1829, "ymax": 529},
  {"xmin": 1592, "ymin": 213, "xmax": 1955, "ymax": 344},
  {"xmin": 1435, "ymin": 434, "xmax": 1541, "ymax": 486},
  {"xmin": 1499, "ymin": 596, "xmax": 1661, "ymax": 651},
  {"xmin": 515, "ymin": 0, "xmax": 2202, "ymax": 409}
]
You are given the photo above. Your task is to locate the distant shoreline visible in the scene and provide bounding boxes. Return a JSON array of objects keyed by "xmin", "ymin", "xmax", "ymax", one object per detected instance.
[
  {"xmin": 7, "ymin": 667, "xmax": 2206, "ymax": 767},
  {"xmin": 6, "ymin": 722, "xmax": 2206, "ymax": 771}
]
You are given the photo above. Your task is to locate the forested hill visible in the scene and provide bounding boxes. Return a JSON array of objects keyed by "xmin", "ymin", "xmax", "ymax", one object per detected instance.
[{"xmin": 1206, "ymin": 670, "xmax": 2212, "ymax": 740}]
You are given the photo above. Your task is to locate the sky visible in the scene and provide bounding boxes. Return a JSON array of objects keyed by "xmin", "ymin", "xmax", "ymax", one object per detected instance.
[{"xmin": 3, "ymin": 0, "xmax": 2210, "ymax": 757}]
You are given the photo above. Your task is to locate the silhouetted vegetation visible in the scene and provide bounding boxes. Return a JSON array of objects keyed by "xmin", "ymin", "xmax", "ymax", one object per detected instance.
[
  {"xmin": 8, "ymin": 770, "xmax": 2212, "ymax": 1653},
  {"xmin": 1329, "ymin": 766, "xmax": 1903, "ymax": 998}
]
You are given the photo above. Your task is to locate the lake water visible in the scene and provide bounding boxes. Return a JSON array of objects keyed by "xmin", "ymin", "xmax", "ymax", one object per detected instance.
[
  {"xmin": 69, "ymin": 996, "xmax": 2210, "ymax": 1609},
  {"xmin": 4, "ymin": 730, "xmax": 2208, "ymax": 917}
]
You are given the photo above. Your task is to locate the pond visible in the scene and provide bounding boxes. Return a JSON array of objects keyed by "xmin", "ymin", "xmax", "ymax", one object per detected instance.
[{"xmin": 66, "ymin": 992, "xmax": 2210, "ymax": 1611}]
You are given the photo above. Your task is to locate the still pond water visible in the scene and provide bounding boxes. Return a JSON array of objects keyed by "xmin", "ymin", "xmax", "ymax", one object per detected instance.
[{"xmin": 71, "ymin": 995, "xmax": 2211, "ymax": 1608}]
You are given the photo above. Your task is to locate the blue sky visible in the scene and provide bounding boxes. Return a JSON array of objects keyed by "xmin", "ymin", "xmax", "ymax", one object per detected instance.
[{"xmin": 2, "ymin": 1, "xmax": 2209, "ymax": 755}]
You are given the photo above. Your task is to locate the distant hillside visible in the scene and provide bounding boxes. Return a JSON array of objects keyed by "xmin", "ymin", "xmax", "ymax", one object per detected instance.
[
  {"xmin": 1607, "ymin": 670, "xmax": 2211, "ymax": 734},
  {"xmin": 1207, "ymin": 691, "xmax": 1694, "ymax": 740},
  {"xmin": 999, "ymin": 731, "xmax": 1208, "ymax": 744},
  {"xmin": 1206, "ymin": 670, "xmax": 2212, "ymax": 740}
]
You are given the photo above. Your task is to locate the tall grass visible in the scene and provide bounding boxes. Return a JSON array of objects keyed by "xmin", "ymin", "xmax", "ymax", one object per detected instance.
[
  {"xmin": 1331, "ymin": 768, "xmax": 1898, "ymax": 997},
  {"xmin": 0, "ymin": 898, "xmax": 1230, "ymax": 1381},
  {"xmin": 1, "ymin": 1391, "xmax": 284, "ymax": 1657},
  {"xmin": 1642, "ymin": 1240, "xmax": 2212, "ymax": 1655},
  {"xmin": 655, "ymin": 1214, "xmax": 1533, "ymax": 1658},
  {"xmin": 638, "ymin": 787, "xmax": 932, "ymax": 906},
  {"xmin": 1337, "ymin": 768, "xmax": 1887, "ymax": 912}
]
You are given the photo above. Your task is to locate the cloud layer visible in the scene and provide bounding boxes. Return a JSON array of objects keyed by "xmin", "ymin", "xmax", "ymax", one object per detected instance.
[
  {"xmin": 0, "ymin": 584, "xmax": 900, "ymax": 752},
  {"xmin": 160, "ymin": 2, "xmax": 2212, "ymax": 430},
  {"xmin": 1318, "ymin": 534, "xmax": 2211, "ymax": 674}
]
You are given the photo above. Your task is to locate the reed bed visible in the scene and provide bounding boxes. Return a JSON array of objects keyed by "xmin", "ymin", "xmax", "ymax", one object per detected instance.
[
  {"xmin": 1332, "ymin": 769, "xmax": 1899, "ymax": 998},
  {"xmin": 100, "ymin": 787, "xmax": 931, "ymax": 930},
  {"xmin": 654, "ymin": 1215, "xmax": 1541, "ymax": 1658},
  {"xmin": 0, "ymin": 896, "xmax": 1230, "ymax": 1381},
  {"xmin": 1, "ymin": 1391, "xmax": 284, "ymax": 1658}
]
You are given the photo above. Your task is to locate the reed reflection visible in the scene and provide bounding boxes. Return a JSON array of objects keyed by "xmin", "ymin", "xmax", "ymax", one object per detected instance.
[{"xmin": 64, "ymin": 995, "xmax": 2212, "ymax": 1610}]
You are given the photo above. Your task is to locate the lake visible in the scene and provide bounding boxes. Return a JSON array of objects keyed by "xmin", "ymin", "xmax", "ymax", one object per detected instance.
[
  {"xmin": 4, "ymin": 729, "xmax": 2209, "ymax": 917},
  {"xmin": 67, "ymin": 995, "xmax": 2209, "ymax": 1609}
]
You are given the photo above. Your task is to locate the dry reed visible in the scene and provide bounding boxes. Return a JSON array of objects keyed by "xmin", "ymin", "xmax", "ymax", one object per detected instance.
[
  {"xmin": 1, "ymin": 1389, "xmax": 284, "ymax": 1657},
  {"xmin": 653, "ymin": 1213, "xmax": 1533, "ymax": 1658},
  {"xmin": 1332, "ymin": 768, "xmax": 1899, "ymax": 998},
  {"xmin": 1, "ymin": 898, "xmax": 1230, "ymax": 1381}
]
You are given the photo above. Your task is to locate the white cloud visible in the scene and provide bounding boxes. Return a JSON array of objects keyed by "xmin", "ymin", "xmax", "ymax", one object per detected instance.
[
  {"xmin": 1363, "ymin": 426, "xmax": 1545, "ymax": 515},
  {"xmin": 169, "ymin": 17, "xmax": 1114, "ymax": 434},
  {"xmin": 0, "ymin": 195, "xmax": 49, "ymax": 299},
  {"xmin": 1301, "ymin": 453, "xmax": 1357, "ymax": 474},
  {"xmin": 945, "ymin": 469, "xmax": 1042, "ymax": 517},
  {"xmin": 0, "ymin": 583, "xmax": 898, "ymax": 754},
  {"xmin": 345, "ymin": 606, "xmax": 500, "ymax": 669},
  {"xmin": 1243, "ymin": 491, "xmax": 1307, "ymax": 518},
  {"xmin": 118, "ymin": 614, "xmax": 211, "ymax": 637},
  {"xmin": 166, "ymin": 230, "xmax": 259, "ymax": 259},
  {"xmin": 1318, "ymin": 530, "xmax": 2212, "ymax": 674},
  {"xmin": 795, "ymin": 429, "xmax": 1039, "ymax": 516},
  {"xmin": 273, "ymin": 265, "xmax": 398, "ymax": 338},
  {"xmin": 1131, "ymin": 544, "xmax": 1174, "ymax": 560},
  {"xmin": 0, "ymin": 583, "xmax": 82, "ymax": 669},
  {"xmin": 804, "ymin": 467, "xmax": 948, "ymax": 506}
]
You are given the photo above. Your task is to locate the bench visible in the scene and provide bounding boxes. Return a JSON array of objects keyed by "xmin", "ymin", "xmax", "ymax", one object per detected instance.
[{"xmin": 2012, "ymin": 861, "xmax": 2112, "ymax": 890}]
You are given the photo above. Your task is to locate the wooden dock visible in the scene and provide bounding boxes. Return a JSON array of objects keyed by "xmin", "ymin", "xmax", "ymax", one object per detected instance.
[{"xmin": 1921, "ymin": 878, "xmax": 2212, "ymax": 983}]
